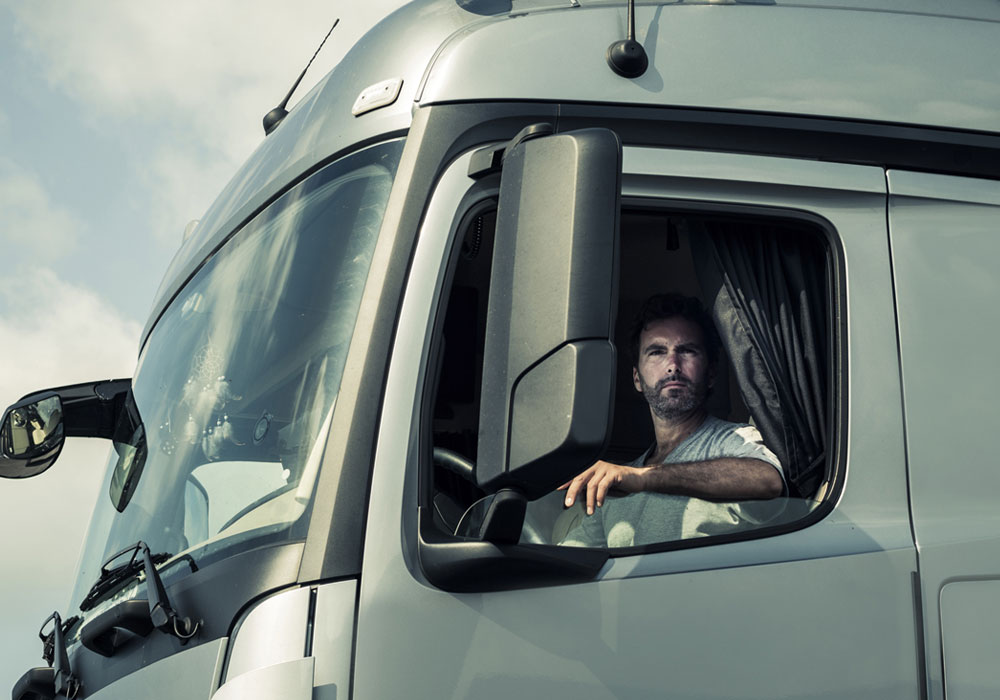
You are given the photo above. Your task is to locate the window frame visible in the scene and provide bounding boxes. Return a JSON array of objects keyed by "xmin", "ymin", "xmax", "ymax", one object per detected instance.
[{"xmin": 419, "ymin": 188, "xmax": 846, "ymax": 562}]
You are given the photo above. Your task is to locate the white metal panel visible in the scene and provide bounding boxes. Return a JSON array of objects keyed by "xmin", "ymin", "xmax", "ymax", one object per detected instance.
[
  {"xmin": 351, "ymin": 146, "xmax": 920, "ymax": 699},
  {"xmin": 88, "ymin": 639, "xmax": 226, "ymax": 700},
  {"xmin": 419, "ymin": 4, "xmax": 1000, "ymax": 134},
  {"xmin": 940, "ymin": 580, "xmax": 1000, "ymax": 700},
  {"xmin": 223, "ymin": 585, "xmax": 311, "ymax": 682},
  {"xmin": 212, "ymin": 657, "xmax": 314, "ymax": 700},
  {"xmin": 888, "ymin": 169, "xmax": 1000, "ymax": 700},
  {"xmin": 311, "ymin": 580, "xmax": 357, "ymax": 691}
]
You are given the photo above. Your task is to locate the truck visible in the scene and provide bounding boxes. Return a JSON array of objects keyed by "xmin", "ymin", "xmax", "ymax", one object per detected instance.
[{"xmin": 4, "ymin": 0, "xmax": 1000, "ymax": 698}]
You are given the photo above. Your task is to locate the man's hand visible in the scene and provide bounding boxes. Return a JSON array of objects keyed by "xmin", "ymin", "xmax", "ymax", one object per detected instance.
[
  {"xmin": 557, "ymin": 461, "xmax": 650, "ymax": 515},
  {"xmin": 557, "ymin": 457, "xmax": 783, "ymax": 516}
]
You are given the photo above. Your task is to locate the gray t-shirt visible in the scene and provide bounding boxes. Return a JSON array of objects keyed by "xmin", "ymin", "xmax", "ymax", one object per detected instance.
[{"xmin": 560, "ymin": 416, "xmax": 784, "ymax": 548}]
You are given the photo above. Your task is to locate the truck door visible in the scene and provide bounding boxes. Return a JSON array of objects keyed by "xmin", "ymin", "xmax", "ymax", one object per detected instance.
[
  {"xmin": 889, "ymin": 171, "xmax": 1000, "ymax": 700},
  {"xmin": 351, "ymin": 131, "xmax": 922, "ymax": 699}
]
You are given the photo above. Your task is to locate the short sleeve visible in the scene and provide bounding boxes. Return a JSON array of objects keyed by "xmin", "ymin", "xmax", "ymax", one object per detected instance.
[{"xmin": 717, "ymin": 423, "xmax": 786, "ymax": 491}]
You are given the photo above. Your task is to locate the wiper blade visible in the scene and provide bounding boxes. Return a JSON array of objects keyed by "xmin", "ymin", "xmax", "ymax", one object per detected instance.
[
  {"xmin": 39, "ymin": 611, "xmax": 80, "ymax": 697},
  {"xmin": 79, "ymin": 543, "xmax": 171, "ymax": 612},
  {"xmin": 77, "ymin": 543, "xmax": 201, "ymax": 658}
]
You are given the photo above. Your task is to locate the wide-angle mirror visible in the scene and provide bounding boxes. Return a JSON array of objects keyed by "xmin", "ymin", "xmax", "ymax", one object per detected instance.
[{"xmin": 0, "ymin": 394, "xmax": 65, "ymax": 478}]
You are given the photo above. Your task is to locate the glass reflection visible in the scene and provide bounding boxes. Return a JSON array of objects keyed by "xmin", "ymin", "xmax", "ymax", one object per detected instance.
[
  {"xmin": 69, "ymin": 140, "xmax": 403, "ymax": 612},
  {"xmin": 2, "ymin": 395, "xmax": 63, "ymax": 458}
]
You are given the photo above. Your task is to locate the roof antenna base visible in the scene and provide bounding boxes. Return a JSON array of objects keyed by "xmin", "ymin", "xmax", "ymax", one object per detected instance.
[
  {"xmin": 261, "ymin": 18, "xmax": 339, "ymax": 136},
  {"xmin": 263, "ymin": 107, "xmax": 289, "ymax": 135},
  {"xmin": 606, "ymin": 39, "xmax": 648, "ymax": 79}
]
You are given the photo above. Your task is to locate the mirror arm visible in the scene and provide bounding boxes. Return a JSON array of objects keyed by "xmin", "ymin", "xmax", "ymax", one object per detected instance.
[
  {"xmin": 61, "ymin": 379, "xmax": 132, "ymax": 440},
  {"xmin": 478, "ymin": 489, "xmax": 527, "ymax": 544}
]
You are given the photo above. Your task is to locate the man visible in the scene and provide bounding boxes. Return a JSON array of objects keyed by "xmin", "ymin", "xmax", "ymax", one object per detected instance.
[{"xmin": 558, "ymin": 294, "xmax": 784, "ymax": 548}]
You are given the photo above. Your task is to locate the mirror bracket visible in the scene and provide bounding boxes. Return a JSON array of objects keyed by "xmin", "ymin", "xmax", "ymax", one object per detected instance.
[
  {"xmin": 467, "ymin": 122, "xmax": 554, "ymax": 179},
  {"xmin": 0, "ymin": 379, "xmax": 131, "ymax": 479},
  {"xmin": 454, "ymin": 489, "xmax": 527, "ymax": 544}
]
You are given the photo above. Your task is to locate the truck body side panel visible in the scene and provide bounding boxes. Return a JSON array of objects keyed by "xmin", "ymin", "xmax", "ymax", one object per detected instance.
[
  {"xmin": 351, "ymin": 144, "xmax": 920, "ymax": 699},
  {"xmin": 888, "ymin": 170, "xmax": 1000, "ymax": 700}
]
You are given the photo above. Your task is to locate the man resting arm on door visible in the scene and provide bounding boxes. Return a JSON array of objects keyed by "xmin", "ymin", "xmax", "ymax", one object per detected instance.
[{"xmin": 559, "ymin": 294, "xmax": 783, "ymax": 548}]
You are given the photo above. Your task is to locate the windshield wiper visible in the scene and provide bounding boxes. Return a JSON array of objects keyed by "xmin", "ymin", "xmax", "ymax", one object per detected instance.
[
  {"xmin": 80, "ymin": 543, "xmax": 170, "ymax": 612},
  {"xmin": 78, "ymin": 542, "xmax": 200, "ymax": 657},
  {"xmin": 12, "ymin": 612, "xmax": 81, "ymax": 700}
]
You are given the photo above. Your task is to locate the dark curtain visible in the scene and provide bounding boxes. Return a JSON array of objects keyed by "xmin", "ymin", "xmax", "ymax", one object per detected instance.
[{"xmin": 689, "ymin": 219, "xmax": 828, "ymax": 498}]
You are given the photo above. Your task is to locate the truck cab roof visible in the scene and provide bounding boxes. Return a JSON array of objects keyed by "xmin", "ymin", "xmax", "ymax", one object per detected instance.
[{"xmin": 147, "ymin": 0, "xmax": 1000, "ymax": 343}]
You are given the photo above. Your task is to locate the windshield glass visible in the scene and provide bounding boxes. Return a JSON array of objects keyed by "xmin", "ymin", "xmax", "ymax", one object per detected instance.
[{"xmin": 69, "ymin": 140, "xmax": 403, "ymax": 611}]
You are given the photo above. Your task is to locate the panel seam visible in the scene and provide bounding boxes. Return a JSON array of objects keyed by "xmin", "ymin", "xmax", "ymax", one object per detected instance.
[{"xmin": 885, "ymin": 168, "xmax": 929, "ymax": 700}]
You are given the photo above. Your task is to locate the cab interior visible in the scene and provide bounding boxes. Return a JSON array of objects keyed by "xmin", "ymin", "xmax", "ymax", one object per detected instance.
[{"xmin": 426, "ymin": 203, "xmax": 831, "ymax": 547}]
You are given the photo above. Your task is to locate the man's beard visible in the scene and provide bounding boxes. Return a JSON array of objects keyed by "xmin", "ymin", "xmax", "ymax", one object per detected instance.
[{"xmin": 639, "ymin": 373, "xmax": 708, "ymax": 420}]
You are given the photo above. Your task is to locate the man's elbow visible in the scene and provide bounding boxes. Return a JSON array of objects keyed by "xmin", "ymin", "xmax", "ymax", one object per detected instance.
[{"xmin": 758, "ymin": 469, "xmax": 784, "ymax": 499}]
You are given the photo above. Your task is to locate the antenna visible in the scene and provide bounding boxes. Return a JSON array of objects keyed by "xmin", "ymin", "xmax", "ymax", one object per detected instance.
[
  {"xmin": 263, "ymin": 18, "xmax": 340, "ymax": 135},
  {"xmin": 606, "ymin": 0, "xmax": 648, "ymax": 79}
]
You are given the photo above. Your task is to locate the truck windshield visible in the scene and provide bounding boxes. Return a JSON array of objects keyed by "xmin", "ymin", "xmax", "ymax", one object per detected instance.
[{"xmin": 68, "ymin": 139, "xmax": 403, "ymax": 612}]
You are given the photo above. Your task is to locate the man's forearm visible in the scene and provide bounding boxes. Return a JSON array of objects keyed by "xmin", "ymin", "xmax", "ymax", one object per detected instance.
[{"xmin": 639, "ymin": 458, "xmax": 783, "ymax": 500}]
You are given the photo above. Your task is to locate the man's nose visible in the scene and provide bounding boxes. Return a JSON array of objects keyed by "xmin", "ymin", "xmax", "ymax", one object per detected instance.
[{"xmin": 665, "ymin": 352, "xmax": 680, "ymax": 373}]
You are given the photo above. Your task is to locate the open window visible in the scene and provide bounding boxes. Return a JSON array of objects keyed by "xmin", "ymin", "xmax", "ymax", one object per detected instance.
[
  {"xmin": 546, "ymin": 210, "xmax": 833, "ymax": 549},
  {"xmin": 418, "ymin": 130, "xmax": 837, "ymax": 587}
]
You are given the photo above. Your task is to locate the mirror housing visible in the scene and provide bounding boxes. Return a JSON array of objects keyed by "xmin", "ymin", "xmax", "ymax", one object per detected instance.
[
  {"xmin": 0, "ymin": 379, "xmax": 132, "ymax": 479},
  {"xmin": 477, "ymin": 126, "xmax": 621, "ymax": 500},
  {"xmin": 0, "ymin": 393, "xmax": 65, "ymax": 478}
]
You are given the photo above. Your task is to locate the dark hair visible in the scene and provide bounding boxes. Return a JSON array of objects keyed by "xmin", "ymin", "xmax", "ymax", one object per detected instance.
[{"xmin": 629, "ymin": 294, "xmax": 721, "ymax": 366}]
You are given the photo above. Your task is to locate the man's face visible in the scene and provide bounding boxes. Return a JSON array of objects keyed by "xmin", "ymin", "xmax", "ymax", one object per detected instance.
[{"xmin": 633, "ymin": 316, "xmax": 715, "ymax": 421}]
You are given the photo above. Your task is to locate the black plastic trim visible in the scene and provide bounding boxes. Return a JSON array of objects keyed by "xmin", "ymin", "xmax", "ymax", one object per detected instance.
[
  {"xmin": 554, "ymin": 101, "xmax": 1000, "ymax": 181},
  {"xmin": 68, "ymin": 541, "xmax": 303, "ymax": 696},
  {"xmin": 80, "ymin": 599, "xmax": 154, "ymax": 657},
  {"xmin": 11, "ymin": 667, "xmax": 56, "ymax": 700},
  {"xmin": 417, "ymin": 507, "xmax": 608, "ymax": 592},
  {"xmin": 911, "ymin": 571, "xmax": 929, "ymax": 700}
]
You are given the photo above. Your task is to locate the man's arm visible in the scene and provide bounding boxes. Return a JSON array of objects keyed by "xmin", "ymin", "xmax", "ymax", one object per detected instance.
[{"xmin": 558, "ymin": 458, "xmax": 783, "ymax": 515}]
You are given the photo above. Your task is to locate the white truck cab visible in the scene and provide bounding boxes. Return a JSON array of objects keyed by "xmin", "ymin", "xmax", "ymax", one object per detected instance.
[{"xmin": 4, "ymin": 1, "xmax": 1000, "ymax": 699}]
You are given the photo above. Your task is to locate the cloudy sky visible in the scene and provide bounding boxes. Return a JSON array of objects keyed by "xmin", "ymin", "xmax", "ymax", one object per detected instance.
[{"xmin": 0, "ymin": 0, "xmax": 401, "ymax": 688}]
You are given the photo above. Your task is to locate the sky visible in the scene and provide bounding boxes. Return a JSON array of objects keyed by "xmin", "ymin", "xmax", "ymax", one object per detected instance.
[{"xmin": 0, "ymin": 0, "xmax": 403, "ymax": 689}]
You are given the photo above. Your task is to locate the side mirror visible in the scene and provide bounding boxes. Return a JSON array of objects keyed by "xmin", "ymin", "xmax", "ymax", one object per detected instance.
[
  {"xmin": 0, "ymin": 379, "xmax": 132, "ymax": 480},
  {"xmin": 0, "ymin": 394, "xmax": 66, "ymax": 478},
  {"xmin": 477, "ymin": 126, "xmax": 621, "ymax": 500}
]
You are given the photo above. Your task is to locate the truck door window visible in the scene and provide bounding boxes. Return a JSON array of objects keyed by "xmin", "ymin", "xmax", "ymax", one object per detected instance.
[{"xmin": 427, "ymin": 206, "xmax": 834, "ymax": 553}]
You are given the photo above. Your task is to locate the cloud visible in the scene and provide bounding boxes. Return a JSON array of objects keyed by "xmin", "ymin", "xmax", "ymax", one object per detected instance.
[
  {"xmin": 0, "ymin": 268, "xmax": 140, "ymax": 689},
  {"xmin": 5, "ymin": 0, "xmax": 404, "ymax": 245},
  {"xmin": 0, "ymin": 267, "xmax": 141, "ymax": 395},
  {"xmin": 0, "ymin": 159, "xmax": 80, "ymax": 257},
  {"xmin": 0, "ymin": 436, "xmax": 113, "ymax": 689},
  {"xmin": 8, "ymin": 1, "xmax": 394, "ymax": 163}
]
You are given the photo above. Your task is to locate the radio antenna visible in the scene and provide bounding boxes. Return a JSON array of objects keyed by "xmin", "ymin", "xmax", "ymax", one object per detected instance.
[
  {"xmin": 263, "ymin": 18, "xmax": 340, "ymax": 135},
  {"xmin": 606, "ymin": 0, "xmax": 648, "ymax": 78}
]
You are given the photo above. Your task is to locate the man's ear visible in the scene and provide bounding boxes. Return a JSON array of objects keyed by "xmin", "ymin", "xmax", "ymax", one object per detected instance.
[
  {"xmin": 632, "ymin": 366, "xmax": 642, "ymax": 393},
  {"xmin": 708, "ymin": 364, "xmax": 717, "ymax": 389}
]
